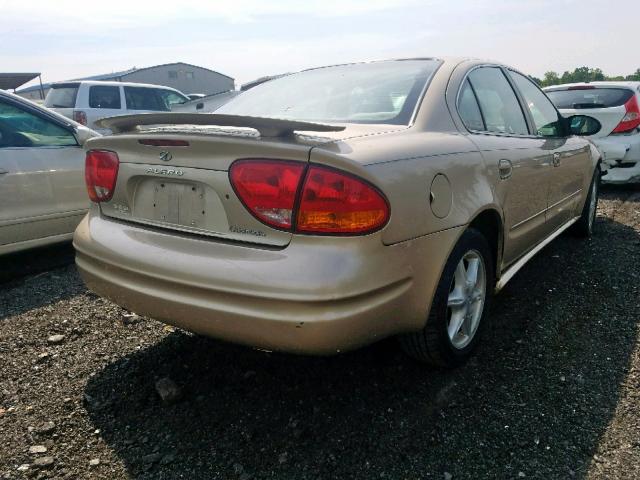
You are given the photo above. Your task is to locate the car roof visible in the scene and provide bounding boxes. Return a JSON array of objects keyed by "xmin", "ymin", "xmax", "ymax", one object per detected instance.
[
  {"xmin": 50, "ymin": 80, "xmax": 187, "ymax": 93},
  {"xmin": 543, "ymin": 81, "xmax": 640, "ymax": 92}
]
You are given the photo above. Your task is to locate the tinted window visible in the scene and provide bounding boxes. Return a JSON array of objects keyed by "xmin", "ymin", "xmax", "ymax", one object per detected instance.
[
  {"xmin": 546, "ymin": 88, "xmax": 634, "ymax": 109},
  {"xmin": 468, "ymin": 67, "xmax": 528, "ymax": 135},
  {"xmin": 44, "ymin": 86, "xmax": 78, "ymax": 108},
  {"xmin": 89, "ymin": 86, "xmax": 121, "ymax": 109},
  {"xmin": 509, "ymin": 71, "xmax": 562, "ymax": 137},
  {"xmin": 458, "ymin": 79, "xmax": 484, "ymax": 131},
  {"xmin": 0, "ymin": 101, "xmax": 77, "ymax": 148},
  {"xmin": 217, "ymin": 60, "xmax": 441, "ymax": 125},
  {"xmin": 124, "ymin": 87, "xmax": 186, "ymax": 111},
  {"xmin": 157, "ymin": 90, "xmax": 188, "ymax": 108}
]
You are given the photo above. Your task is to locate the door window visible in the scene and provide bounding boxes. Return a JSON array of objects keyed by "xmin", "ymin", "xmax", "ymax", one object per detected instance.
[
  {"xmin": 509, "ymin": 71, "xmax": 563, "ymax": 137},
  {"xmin": 0, "ymin": 101, "xmax": 77, "ymax": 148},
  {"xmin": 467, "ymin": 67, "xmax": 529, "ymax": 135},
  {"xmin": 457, "ymin": 79, "xmax": 485, "ymax": 131},
  {"xmin": 89, "ymin": 86, "xmax": 122, "ymax": 109}
]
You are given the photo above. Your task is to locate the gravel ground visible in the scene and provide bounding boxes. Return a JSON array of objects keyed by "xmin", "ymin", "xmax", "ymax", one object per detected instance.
[{"xmin": 1, "ymin": 188, "xmax": 639, "ymax": 480}]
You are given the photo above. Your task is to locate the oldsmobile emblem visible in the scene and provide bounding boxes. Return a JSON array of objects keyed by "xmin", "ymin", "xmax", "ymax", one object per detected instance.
[{"xmin": 159, "ymin": 151, "xmax": 173, "ymax": 162}]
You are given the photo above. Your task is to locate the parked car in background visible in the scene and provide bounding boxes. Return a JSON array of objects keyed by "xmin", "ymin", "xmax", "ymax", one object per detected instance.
[
  {"xmin": 544, "ymin": 82, "xmax": 640, "ymax": 183},
  {"xmin": 171, "ymin": 90, "xmax": 240, "ymax": 113},
  {"xmin": 45, "ymin": 80, "xmax": 190, "ymax": 134},
  {"xmin": 74, "ymin": 58, "xmax": 602, "ymax": 367},
  {"xmin": 0, "ymin": 90, "xmax": 98, "ymax": 254}
]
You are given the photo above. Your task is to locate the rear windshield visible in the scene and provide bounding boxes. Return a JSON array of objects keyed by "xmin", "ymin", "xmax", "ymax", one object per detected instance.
[
  {"xmin": 44, "ymin": 86, "xmax": 78, "ymax": 108},
  {"xmin": 546, "ymin": 88, "xmax": 634, "ymax": 109},
  {"xmin": 217, "ymin": 60, "xmax": 441, "ymax": 125}
]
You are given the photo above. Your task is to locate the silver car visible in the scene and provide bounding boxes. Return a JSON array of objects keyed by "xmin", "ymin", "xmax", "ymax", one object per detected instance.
[{"xmin": 0, "ymin": 90, "xmax": 97, "ymax": 254}]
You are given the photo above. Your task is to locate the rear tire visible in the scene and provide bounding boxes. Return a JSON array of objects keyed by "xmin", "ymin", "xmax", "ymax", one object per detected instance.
[
  {"xmin": 571, "ymin": 164, "xmax": 600, "ymax": 238},
  {"xmin": 399, "ymin": 228, "xmax": 494, "ymax": 367}
]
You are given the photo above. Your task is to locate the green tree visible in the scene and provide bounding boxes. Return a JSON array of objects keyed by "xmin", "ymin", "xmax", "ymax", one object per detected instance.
[
  {"xmin": 542, "ymin": 71, "xmax": 560, "ymax": 87},
  {"xmin": 626, "ymin": 68, "xmax": 640, "ymax": 81}
]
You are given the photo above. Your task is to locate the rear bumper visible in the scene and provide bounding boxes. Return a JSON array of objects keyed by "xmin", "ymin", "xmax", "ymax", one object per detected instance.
[{"xmin": 73, "ymin": 213, "xmax": 460, "ymax": 354}]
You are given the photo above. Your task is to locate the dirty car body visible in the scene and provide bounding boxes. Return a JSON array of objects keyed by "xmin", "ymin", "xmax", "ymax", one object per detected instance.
[{"xmin": 73, "ymin": 58, "xmax": 601, "ymax": 365}]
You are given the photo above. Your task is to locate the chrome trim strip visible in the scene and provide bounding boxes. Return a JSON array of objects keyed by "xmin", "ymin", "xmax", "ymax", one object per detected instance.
[
  {"xmin": 510, "ymin": 189, "xmax": 582, "ymax": 231},
  {"xmin": 496, "ymin": 216, "xmax": 580, "ymax": 292}
]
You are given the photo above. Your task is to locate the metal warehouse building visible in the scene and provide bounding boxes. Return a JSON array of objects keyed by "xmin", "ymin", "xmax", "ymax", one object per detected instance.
[{"xmin": 17, "ymin": 62, "xmax": 234, "ymax": 100}]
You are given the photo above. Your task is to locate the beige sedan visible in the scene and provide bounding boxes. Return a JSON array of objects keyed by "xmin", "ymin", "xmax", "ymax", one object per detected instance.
[
  {"xmin": 73, "ymin": 58, "xmax": 602, "ymax": 367},
  {"xmin": 0, "ymin": 90, "xmax": 97, "ymax": 254}
]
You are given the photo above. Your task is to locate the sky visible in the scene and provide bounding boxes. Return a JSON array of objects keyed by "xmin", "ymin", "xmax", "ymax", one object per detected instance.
[{"xmin": 2, "ymin": 0, "xmax": 637, "ymax": 90}]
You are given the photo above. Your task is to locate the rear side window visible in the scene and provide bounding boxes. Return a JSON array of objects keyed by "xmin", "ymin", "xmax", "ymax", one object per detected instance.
[
  {"xmin": 546, "ymin": 88, "xmax": 634, "ymax": 109},
  {"xmin": 457, "ymin": 79, "xmax": 484, "ymax": 131},
  {"xmin": 124, "ymin": 87, "xmax": 168, "ymax": 111},
  {"xmin": 89, "ymin": 86, "xmax": 121, "ymax": 109},
  {"xmin": 467, "ymin": 67, "xmax": 529, "ymax": 135},
  {"xmin": 44, "ymin": 86, "xmax": 78, "ymax": 108},
  {"xmin": 509, "ymin": 71, "xmax": 562, "ymax": 137}
]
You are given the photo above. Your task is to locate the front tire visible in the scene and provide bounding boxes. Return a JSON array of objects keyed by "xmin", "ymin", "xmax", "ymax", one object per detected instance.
[
  {"xmin": 571, "ymin": 164, "xmax": 600, "ymax": 238},
  {"xmin": 399, "ymin": 228, "xmax": 494, "ymax": 367}
]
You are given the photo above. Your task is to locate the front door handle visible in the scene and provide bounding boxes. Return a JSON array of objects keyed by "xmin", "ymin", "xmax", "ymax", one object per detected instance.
[
  {"xmin": 0, "ymin": 169, "xmax": 8, "ymax": 175},
  {"xmin": 552, "ymin": 152, "xmax": 561, "ymax": 167},
  {"xmin": 498, "ymin": 159, "xmax": 513, "ymax": 180}
]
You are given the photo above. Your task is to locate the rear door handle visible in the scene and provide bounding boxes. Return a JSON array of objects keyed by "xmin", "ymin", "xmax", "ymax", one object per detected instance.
[
  {"xmin": 498, "ymin": 159, "xmax": 513, "ymax": 180},
  {"xmin": 552, "ymin": 152, "xmax": 561, "ymax": 167}
]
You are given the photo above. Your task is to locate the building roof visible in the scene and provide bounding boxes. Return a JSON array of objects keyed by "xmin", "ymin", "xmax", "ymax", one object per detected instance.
[
  {"xmin": 0, "ymin": 73, "xmax": 40, "ymax": 90},
  {"xmin": 17, "ymin": 62, "xmax": 234, "ymax": 94}
]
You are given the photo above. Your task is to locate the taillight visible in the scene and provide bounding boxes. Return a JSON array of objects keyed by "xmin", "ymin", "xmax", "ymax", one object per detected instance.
[
  {"xmin": 612, "ymin": 95, "xmax": 640, "ymax": 133},
  {"xmin": 85, "ymin": 150, "xmax": 119, "ymax": 203},
  {"xmin": 296, "ymin": 166, "xmax": 389, "ymax": 234},
  {"xmin": 73, "ymin": 110, "xmax": 87, "ymax": 126},
  {"xmin": 229, "ymin": 160, "xmax": 390, "ymax": 235},
  {"xmin": 230, "ymin": 160, "xmax": 305, "ymax": 229}
]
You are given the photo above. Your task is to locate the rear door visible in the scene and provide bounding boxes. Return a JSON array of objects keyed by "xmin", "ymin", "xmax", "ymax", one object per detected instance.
[
  {"xmin": 508, "ymin": 71, "xmax": 591, "ymax": 231},
  {"xmin": 82, "ymin": 84, "xmax": 124, "ymax": 131},
  {"xmin": 0, "ymin": 98, "xmax": 86, "ymax": 248},
  {"xmin": 458, "ymin": 66, "xmax": 549, "ymax": 266}
]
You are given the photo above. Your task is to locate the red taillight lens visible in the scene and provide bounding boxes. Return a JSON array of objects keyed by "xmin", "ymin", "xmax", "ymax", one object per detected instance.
[
  {"xmin": 85, "ymin": 150, "xmax": 119, "ymax": 203},
  {"xmin": 73, "ymin": 110, "xmax": 87, "ymax": 126},
  {"xmin": 229, "ymin": 160, "xmax": 390, "ymax": 235},
  {"xmin": 297, "ymin": 166, "xmax": 390, "ymax": 234},
  {"xmin": 612, "ymin": 95, "xmax": 640, "ymax": 133},
  {"xmin": 229, "ymin": 160, "xmax": 305, "ymax": 229}
]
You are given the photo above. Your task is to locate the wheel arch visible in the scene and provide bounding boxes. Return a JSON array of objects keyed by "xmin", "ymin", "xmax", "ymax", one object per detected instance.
[{"xmin": 467, "ymin": 207, "xmax": 504, "ymax": 284}]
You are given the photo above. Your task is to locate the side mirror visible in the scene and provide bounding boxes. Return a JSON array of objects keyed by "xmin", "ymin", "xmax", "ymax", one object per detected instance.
[
  {"xmin": 74, "ymin": 125, "xmax": 100, "ymax": 145},
  {"xmin": 566, "ymin": 115, "xmax": 601, "ymax": 137}
]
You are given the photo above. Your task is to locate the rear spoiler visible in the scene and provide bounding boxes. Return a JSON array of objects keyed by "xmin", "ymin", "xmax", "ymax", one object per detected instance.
[{"xmin": 95, "ymin": 113, "xmax": 345, "ymax": 137}]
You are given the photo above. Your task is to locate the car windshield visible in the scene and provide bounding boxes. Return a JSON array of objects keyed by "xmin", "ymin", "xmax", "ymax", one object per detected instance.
[
  {"xmin": 546, "ymin": 88, "xmax": 634, "ymax": 109},
  {"xmin": 217, "ymin": 60, "xmax": 441, "ymax": 125}
]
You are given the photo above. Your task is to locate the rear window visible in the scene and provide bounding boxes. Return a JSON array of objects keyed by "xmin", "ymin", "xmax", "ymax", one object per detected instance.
[
  {"xmin": 89, "ymin": 85, "xmax": 122, "ymax": 109},
  {"xmin": 217, "ymin": 59, "xmax": 441, "ymax": 125},
  {"xmin": 546, "ymin": 88, "xmax": 634, "ymax": 109},
  {"xmin": 44, "ymin": 86, "xmax": 78, "ymax": 108}
]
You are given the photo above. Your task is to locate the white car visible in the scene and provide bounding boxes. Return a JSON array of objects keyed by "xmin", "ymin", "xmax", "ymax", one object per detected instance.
[
  {"xmin": 0, "ymin": 90, "xmax": 97, "ymax": 254},
  {"xmin": 44, "ymin": 80, "xmax": 190, "ymax": 134},
  {"xmin": 544, "ymin": 82, "xmax": 640, "ymax": 183}
]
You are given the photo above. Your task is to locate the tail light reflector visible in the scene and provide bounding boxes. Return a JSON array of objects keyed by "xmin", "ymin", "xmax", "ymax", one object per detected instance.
[
  {"xmin": 73, "ymin": 110, "xmax": 87, "ymax": 125},
  {"xmin": 296, "ymin": 166, "xmax": 389, "ymax": 234},
  {"xmin": 85, "ymin": 150, "xmax": 119, "ymax": 203},
  {"xmin": 229, "ymin": 160, "xmax": 390, "ymax": 235},
  {"xmin": 612, "ymin": 95, "xmax": 640, "ymax": 133},
  {"xmin": 230, "ymin": 160, "xmax": 305, "ymax": 229}
]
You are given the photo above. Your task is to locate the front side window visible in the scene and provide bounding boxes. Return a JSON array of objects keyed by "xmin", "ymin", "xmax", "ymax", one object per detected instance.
[
  {"xmin": 217, "ymin": 60, "xmax": 441, "ymax": 125},
  {"xmin": 157, "ymin": 90, "xmax": 188, "ymax": 108},
  {"xmin": 467, "ymin": 67, "xmax": 529, "ymax": 135},
  {"xmin": 89, "ymin": 86, "xmax": 121, "ymax": 109},
  {"xmin": 509, "ymin": 71, "xmax": 562, "ymax": 137},
  {"xmin": 0, "ymin": 101, "xmax": 77, "ymax": 148}
]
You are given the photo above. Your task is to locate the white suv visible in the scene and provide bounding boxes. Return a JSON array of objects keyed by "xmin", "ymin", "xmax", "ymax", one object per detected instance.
[
  {"xmin": 544, "ymin": 82, "xmax": 640, "ymax": 184},
  {"xmin": 44, "ymin": 80, "xmax": 190, "ymax": 134}
]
